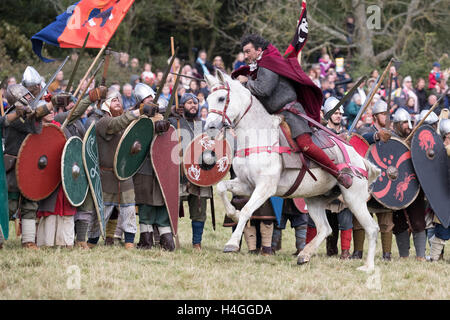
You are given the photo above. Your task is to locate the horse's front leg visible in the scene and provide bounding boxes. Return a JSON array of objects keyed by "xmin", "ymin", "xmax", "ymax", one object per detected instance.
[
  {"xmin": 223, "ymin": 182, "xmax": 277, "ymax": 253},
  {"xmin": 217, "ymin": 178, "xmax": 253, "ymax": 222}
]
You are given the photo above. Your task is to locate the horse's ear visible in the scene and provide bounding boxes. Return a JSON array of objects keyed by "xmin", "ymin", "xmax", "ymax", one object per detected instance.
[
  {"xmin": 216, "ymin": 69, "xmax": 226, "ymax": 84},
  {"xmin": 204, "ymin": 74, "xmax": 216, "ymax": 88}
]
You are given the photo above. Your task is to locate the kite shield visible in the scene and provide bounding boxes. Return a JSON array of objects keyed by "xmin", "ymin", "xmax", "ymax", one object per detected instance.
[
  {"xmin": 150, "ymin": 125, "xmax": 180, "ymax": 236},
  {"xmin": 82, "ymin": 122, "xmax": 106, "ymax": 238},
  {"xmin": 411, "ymin": 125, "xmax": 450, "ymax": 228}
]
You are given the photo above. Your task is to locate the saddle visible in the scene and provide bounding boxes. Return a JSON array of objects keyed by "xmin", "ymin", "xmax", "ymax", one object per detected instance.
[
  {"xmin": 282, "ymin": 119, "xmax": 369, "ymax": 195},
  {"xmin": 278, "ymin": 121, "xmax": 347, "ymax": 196}
]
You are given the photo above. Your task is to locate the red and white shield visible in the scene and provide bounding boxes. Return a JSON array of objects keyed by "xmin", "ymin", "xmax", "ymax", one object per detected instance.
[{"xmin": 183, "ymin": 133, "xmax": 232, "ymax": 187}]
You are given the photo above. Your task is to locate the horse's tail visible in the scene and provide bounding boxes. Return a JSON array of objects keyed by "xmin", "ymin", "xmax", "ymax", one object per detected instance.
[{"xmin": 362, "ymin": 158, "xmax": 381, "ymax": 186}]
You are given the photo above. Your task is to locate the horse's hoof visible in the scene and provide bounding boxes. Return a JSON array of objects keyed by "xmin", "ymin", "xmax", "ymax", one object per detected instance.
[
  {"xmin": 297, "ymin": 256, "xmax": 310, "ymax": 265},
  {"xmin": 357, "ymin": 265, "xmax": 374, "ymax": 273},
  {"xmin": 223, "ymin": 244, "xmax": 239, "ymax": 253},
  {"xmin": 228, "ymin": 210, "xmax": 240, "ymax": 223}
]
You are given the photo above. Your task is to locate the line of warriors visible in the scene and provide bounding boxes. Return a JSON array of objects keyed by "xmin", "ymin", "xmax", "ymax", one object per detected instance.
[
  {"xmin": 0, "ymin": 65, "xmax": 213, "ymax": 252},
  {"xmin": 1, "ymin": 65, "xmax": 449, "ymax": 262},
  {"xmin": 225, "ymin": 97, "xmax": 450, "ymax": 262}
]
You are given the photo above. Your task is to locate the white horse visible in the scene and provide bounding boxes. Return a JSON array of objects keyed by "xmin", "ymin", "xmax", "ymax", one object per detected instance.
[{"xmin": 204, "ymin": 70, "xmax": 381, "ymax": 272}]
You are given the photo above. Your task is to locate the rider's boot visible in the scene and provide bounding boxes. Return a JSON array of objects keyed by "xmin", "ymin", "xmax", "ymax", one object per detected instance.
[
  {"xmin": 295, "ymin": 133, "xmax": 353, "ymax": 189},
  {"xmin": 305, "ymin": 226, "xmax": 317, "ymax": 245}
]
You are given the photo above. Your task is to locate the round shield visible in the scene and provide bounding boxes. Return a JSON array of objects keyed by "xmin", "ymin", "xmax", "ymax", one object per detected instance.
[
  {"xmin": 183, "ymin": 133, "xmax": 232, "ymax": 187},
  {"xmin": 366, "ymin": 137, "xmax": 420, "ymax": 210},
  {"xmin": 61, "ymin": 136, "xmax": 89, "ymax": 207},
  {"xmin": 16, "ymin": 124, "xmax": 67, "ymax": 201},
  {"xmin": 114, "ymin": 117, "xmax": 154, "ymax": 181},
  {"xmin": 411, "ymin": 125, "xmax": 450, "ymax": 228},
  {"xmin": 348, "ymin": 132, "xmax": 369, "ymax": 158}
]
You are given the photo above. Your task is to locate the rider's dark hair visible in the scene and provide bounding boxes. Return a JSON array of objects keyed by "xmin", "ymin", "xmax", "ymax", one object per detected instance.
[{"xmin": 240, "ymin": 34, "xmax": 269, "ymax": 51}]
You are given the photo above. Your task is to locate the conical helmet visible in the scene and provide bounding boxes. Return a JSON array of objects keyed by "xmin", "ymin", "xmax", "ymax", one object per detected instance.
[
  {"xmin": 134, "ymin": 83, "xmax": 155, "ymax": 104},
  {"xmin": 22, "ymin": 66, "xmax": 42, "ymax": 88}
]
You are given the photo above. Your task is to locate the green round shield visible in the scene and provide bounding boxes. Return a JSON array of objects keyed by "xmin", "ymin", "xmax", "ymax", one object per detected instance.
[
  {"xmin": 61, "ymin": 136, "xmax": 89, "ymax": 207},
  {"xmin": 114, "ymin": 116, "xmax": 154, "ymax": 180}
]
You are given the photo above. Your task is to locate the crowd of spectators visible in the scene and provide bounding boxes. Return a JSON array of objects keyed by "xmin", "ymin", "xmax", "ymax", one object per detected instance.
[{"xmin": 309, "ymin": 48, "xmax": 449, "ymax": 130}]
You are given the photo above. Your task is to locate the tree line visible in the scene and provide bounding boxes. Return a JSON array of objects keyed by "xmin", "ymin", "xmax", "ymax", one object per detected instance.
[{"xmin": 0, "ymin": 0, "xmax": 448, "ymax": 81}]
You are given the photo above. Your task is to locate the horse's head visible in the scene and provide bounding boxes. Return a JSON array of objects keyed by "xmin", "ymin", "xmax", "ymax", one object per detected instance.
[{"xmin": 204, "ymin": 69, "xmax": 252, "ymax": 138}]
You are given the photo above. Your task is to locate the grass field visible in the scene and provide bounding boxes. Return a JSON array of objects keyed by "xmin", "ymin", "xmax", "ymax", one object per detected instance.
[{"xmin": 1, "ymin": 192, "xmax": 449, "ymax": 300}]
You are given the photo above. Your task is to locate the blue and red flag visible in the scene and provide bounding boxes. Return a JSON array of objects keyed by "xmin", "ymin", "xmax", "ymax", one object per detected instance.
[
  {"xmin": 32, "ymin": 0, "xmax": 134, "ymax": 62},
  {"xmin": 283, "ymin": 1, "xmax": 308, "ymax": 59}
]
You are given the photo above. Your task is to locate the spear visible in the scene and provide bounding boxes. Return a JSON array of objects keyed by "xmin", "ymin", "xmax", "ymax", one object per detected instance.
[
  {"xmin": 405, "ymin": 87, "xmax": 450, "ymax": 143},
  {"xmin": 67, "ymin": 32, "xmax": 90, "ymax": 94},
  {"xmin": 72, "ymin": 45, "xmax": 106, "ymax": 99},
  {"xmin": 61, "ymin": 57, "xmax": 105, "ymax": 131},
  {"xmin": 385, "ymin": 70, "xmax": 394, "ymax": 130},
  {"xmin": 348, "ymin": 58, "xmax": 394, "ymax": 135}
]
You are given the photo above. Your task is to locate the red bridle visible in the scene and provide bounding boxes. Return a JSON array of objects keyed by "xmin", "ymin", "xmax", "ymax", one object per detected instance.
[{"xmin": 208, "ymin": 82, "xmax": 253, "ymax": 128}]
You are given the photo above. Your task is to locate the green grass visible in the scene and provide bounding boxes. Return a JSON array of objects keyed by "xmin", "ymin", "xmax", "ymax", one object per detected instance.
[{"xmin": 0, "ymin": 194, "xmax": 449, "ymax": 300}]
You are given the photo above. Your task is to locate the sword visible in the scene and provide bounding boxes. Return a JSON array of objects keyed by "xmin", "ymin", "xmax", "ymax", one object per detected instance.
[
  {"xmin": 31, "ymin": 55, "xmax": 70, "ymax": 108},
  {"xmin": 348, "ymin": 58, "xmax": 394, "ymax": 135},
  {"xmin": 67, "ymin": 32, "xmax": 90, "ymax": 94},
  {"xmin": 154, "ymin": 46, "xmax": 179, "ymax": 103},
  {"xmin": 324, "ymin": 76, "xmax": 367, "ymax": 121}
]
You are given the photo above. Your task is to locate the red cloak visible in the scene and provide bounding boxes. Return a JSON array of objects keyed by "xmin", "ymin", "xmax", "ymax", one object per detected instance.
[{"xmin": 231, "ymin": 44, "xmax": 323, "ymax": 123}]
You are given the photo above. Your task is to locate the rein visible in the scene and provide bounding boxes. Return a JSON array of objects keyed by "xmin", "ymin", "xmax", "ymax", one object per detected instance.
[{"xmin": 208, "ymin": 82, "xmax": 253, "ymax": 128}]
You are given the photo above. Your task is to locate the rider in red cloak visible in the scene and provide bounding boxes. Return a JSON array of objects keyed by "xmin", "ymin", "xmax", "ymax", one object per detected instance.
[{"xmin": 231, "ymin": 34, "xmax": 353, "ymax": 189}]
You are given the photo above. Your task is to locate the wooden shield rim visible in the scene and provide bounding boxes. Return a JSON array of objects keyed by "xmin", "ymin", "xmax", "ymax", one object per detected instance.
[
  {"xmin": 349, "ymin": 132, "xmax": 370, "ymax": 147},
  {"xmin": 61, "ymin": 136, "xmax": 89, "ymax": 207},
  {"xmin": 82, "ymin": 122, "xmax": 105, "ymax": 238},
  {"xmin": 0, "ymin": 159, "xmax": 8, "ymax": 240},
  {"xmin": 16, "ymin": 123, "xmax": 66, "ymax": 201},
  {"xmin": 366, "ymin": 137, "xmax": 420, "ymax": 210},
  {"xmin": 113, "ymin": 116, "xmax": 154, "ymax": 181},
  {"xmin": 182, "ymin": 134, "xmax": 232, "ymax": 187},
  {"xmin": 150, "ymin": 125, "xmax": 180, "ymax": 236}
]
